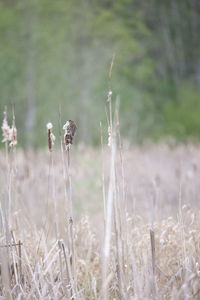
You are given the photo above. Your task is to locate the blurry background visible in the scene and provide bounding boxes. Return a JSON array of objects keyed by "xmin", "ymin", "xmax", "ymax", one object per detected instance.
[{"xmin": 1, "ymin": 0, "xmax": 200, "ymax": 147}]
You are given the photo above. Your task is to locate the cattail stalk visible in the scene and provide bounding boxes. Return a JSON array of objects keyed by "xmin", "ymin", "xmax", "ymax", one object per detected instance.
[
  {"xmin": 1, "ymin": 107, "xmax": 18, "ymax": 299},
  {"xmin": 101, "ymin": 55, "xmax": 116, "ymax": 300},
  {"xmin": 46, "ymin": 123, "xmax": 56, "ymax": 233},
  {"xmin": 62, "ymin": 120, "xmax": 77, "ymax": 298},
  {"xmin": 102, "ymin": 85, "xmax": 117, "ymax": 300}
]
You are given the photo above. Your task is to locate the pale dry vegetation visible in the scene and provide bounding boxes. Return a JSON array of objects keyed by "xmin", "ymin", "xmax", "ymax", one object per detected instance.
[{"xmin": 1, "ymin": 143, "xmax": 200, "ymax": 299}]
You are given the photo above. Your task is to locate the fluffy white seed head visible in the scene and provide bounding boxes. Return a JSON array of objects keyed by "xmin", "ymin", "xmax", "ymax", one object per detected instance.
[
  {"xmin": 2, "ymin": 121, "xmax": 11, "ymax": 143},
  {"xmin": 1, "ymin": 110, "xmax": 17, "ymax": 147},
  {"xmin": 46, "ymin": 122, "xmax": 53, "ymax": 130},
  {"xmin": 9, "ymin": 125, "xmax": 17, "ymax": 147}
]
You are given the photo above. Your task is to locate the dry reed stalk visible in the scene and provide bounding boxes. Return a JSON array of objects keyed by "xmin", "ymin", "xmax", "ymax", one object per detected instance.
[
  {"xmin": 113, "ymin": 201, "xmax": 126, "ymax": 300},
  {"xmin": 58, "ymin": 110, "xmax": 73, "ymax": 295},
  {"xmin": 150, "ymin": 229, "xmax": 156, "ymax": 277},
  {"xmin": 118, "ymin": 119, "xmax": 131, "ymax": 298},
  {"xmin": 150, "ymin": 228, "xmax": 157, "ymax": 299},
  {"xmin": 102, "ymin": 83, "xmax": 116, "ymax": 300},
  {"xmin": 1, "ymin": 108, "xmax": 18, "ymax": 299},
  {"xmin": 18, "ymin": 240, "xmax": 23, "ymax": 284},
  {"xmin": 62, "ymin": 120, "xmax": 77, "ymax": 298},
  {"xmin": 101, "ymin": 126, "xmax": 116, "ymax": 299},
  {"xmin": 101, "ymin": 55, "xmax": 118, "ymax": 300},
  {"xmin": 178, "ymin": 181, "xmax": 187, "ymax": 264},
  {"xmin": 62, "ymin": 120, "xmax": 77, "ymax": 223},
  {"xmin": 110, "ymin": 57, "xmax": 127, "ymax": 299},
  {"xmin": 61, "ymin": 241, "xmax": 76, "ymax": 299},
  {"xmin": 45, "ymin": 122, "xmax": 57, "ymax": 240},
  {"xmin": 9, "ymin": 231, "xmax": 18, "ymax": 285},
  {"xmin": 100, "ymin": 122, "xmax": 107, "ymax": 229}
]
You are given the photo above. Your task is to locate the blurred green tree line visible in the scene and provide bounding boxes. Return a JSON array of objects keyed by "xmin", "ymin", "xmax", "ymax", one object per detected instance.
[{"xmin": 1, "ymin": 0, "xmax": 200, "ymax": 147}]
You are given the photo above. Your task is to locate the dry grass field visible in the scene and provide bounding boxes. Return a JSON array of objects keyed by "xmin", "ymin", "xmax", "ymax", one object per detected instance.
[{"xmin": 1, "ymin": 142, "xmax": 200, "ymax": 299}]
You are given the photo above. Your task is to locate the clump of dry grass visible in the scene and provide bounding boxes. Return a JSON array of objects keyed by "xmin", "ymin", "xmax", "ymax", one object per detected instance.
[{"xmin": 1, "ymin": 200, "xmax": 200, "ymax": 299}]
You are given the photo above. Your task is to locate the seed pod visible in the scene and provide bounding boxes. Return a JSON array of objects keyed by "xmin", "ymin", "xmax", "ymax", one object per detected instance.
[
  {"xmin": 63, "ymin": 120, "xmax": 77, "ymax": 150},
  {"xmin": 46, "ymin": 122, "xmax": 55, "ymax": 152}
]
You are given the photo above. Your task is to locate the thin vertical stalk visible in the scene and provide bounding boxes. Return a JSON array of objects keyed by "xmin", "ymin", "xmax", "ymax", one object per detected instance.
[
  {"xmin": 100, "ymin": 122, "xmax": 106, "ymax": 226},
  {"xmin": 65, "ymin": 147, "xmax": 77, "ymax": 298},
  {"xmin": 150, "ymin": 228, "xmax": 156, "ymax": 297},
  {"xmin": 102, "ymin": 133, "xmax": 116, "ymax": 300}
]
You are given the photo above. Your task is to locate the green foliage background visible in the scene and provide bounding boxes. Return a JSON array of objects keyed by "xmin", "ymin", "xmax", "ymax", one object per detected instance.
[{"xmin": 1, "ymin": 0, "xmax": 200, "ymax": 147}]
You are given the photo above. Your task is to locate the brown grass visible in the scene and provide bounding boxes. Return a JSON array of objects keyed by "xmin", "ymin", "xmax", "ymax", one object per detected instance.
[{"xmin": 0, "ymin": 144, "xmax": 200, "ymax": 299}]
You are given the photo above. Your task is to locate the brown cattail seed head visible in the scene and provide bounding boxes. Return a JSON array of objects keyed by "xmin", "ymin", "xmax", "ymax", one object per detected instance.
[
  {"xmin": 46, "ymin": 122, "xmax": 55, "ymax": 152},
  {"xmin": 9, "ymin": 125, "xmax": 17, "ymax": 147},
  {"xmin": 63, "ymin": 120, "xmax": 77, "ymax": 150}
]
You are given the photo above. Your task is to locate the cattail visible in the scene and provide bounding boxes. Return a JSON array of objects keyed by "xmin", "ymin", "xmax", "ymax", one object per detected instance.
[
  {"xmin": 63, "ymin": 120, "xmax": 77, "ymax": 150},
  {"xmin": 9, "ymin": 125, "xmax": 17, "ymax": 147},
  {"xmin": 2, "ymin": 109, "xmax": 11, "ymax": 143},
  {"xmin": 2, "ymin": 109, "xmax": 18, "ymax": 147},
  {"xmin": 46, "ymin": 122, "xmax": 56, "ymax": 152},
  {"xmin": 9, "ymin": 112, "xmax": 17, "ymax": 147}
]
